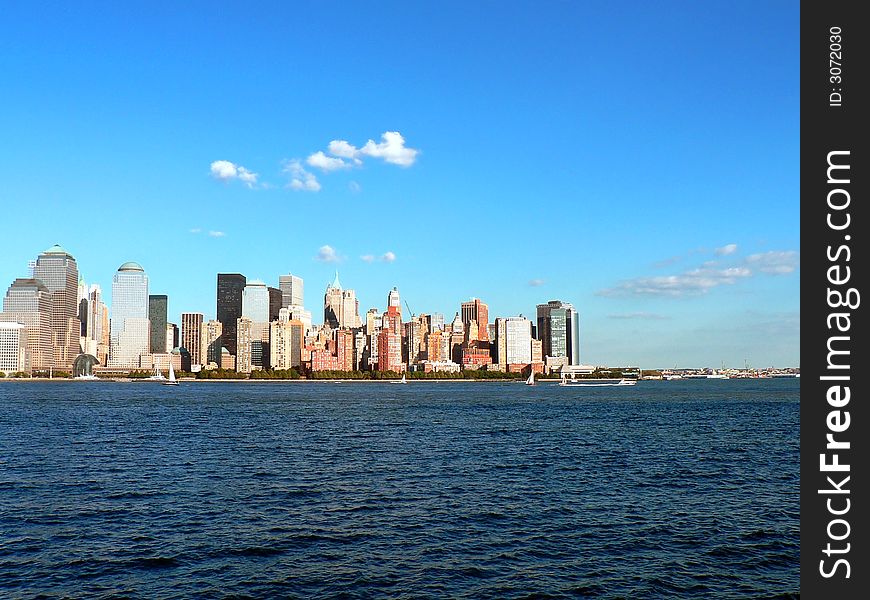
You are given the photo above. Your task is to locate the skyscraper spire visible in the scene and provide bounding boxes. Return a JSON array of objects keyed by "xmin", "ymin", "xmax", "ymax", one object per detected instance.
[{"xmin": 330, "ymin": 271, "xmax": 342, "ymax": 290}]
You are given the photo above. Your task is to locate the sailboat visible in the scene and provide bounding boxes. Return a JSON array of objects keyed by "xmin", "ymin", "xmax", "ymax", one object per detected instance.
[
  {"xmin": 525, "ymin": 371, "xmax": 535, "ymax": 386},
  {"xmin": 391, "ymin": 373, "xmax": 407, "ymax": 384},
  {"xmin": 161, "ymin": 357, "xmax": 179, "ymax": 386}
]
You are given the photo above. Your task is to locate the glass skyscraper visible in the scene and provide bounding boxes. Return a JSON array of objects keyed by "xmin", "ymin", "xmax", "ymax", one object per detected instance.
[
  {"xmin": 32, "ymin": 244, "xmax": 80, "ymax": 368},
  {"xmin": 109, "ymin": 262, "xmax": 149, "ymax": 368},
  {"xmin": 217, "ymin": 273, "xmax": 246, "ymax": 357},
  {"xmin": 148, "ymin": 295, "xmax": 168, "ymax": 353},
  {"xmin": 536, "ymin": 300, "xmax": 580, "ymax": 365}
]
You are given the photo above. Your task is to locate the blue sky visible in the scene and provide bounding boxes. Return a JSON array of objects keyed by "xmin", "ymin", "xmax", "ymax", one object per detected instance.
[{"xmin": 0, "ymin": 1, "xmax": 799, "ymax": 368}]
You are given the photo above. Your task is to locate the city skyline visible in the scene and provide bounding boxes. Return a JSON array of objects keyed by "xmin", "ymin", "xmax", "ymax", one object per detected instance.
[{"xmin": 0, "ymin": 1, "xmax": 799, "ymax": 367}]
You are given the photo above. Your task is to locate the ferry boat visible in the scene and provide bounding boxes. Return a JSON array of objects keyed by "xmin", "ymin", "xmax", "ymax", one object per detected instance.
[{"xmin": 559, "ymin": 374, "xmax": 636, "ymax": 387}]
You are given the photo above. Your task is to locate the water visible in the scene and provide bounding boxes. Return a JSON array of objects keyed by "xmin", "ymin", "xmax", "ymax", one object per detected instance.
[{"xmin": 0, "ymin": 379, "xmax": 799, "ymax": 598}]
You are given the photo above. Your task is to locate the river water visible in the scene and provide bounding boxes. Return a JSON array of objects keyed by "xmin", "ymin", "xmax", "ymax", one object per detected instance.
[{"xmin": 0, "ymin": 379, "xmax": 799, "ymax": 598}]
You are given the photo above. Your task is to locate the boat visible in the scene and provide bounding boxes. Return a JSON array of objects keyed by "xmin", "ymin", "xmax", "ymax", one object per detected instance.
[
  {"xmin": 525, "ymin": 371, "xmax": 536, "ymax": 386},
  {"xmin": 390, "ymin": 374, "xmax": 407, "ymax": 384},
  {"xmin": 146, "ymin": 362, "xmax": 166, "ymax": 381},
  {"xmin": 559, "ymin": 373, "xmax": 637, "ymax": 387},
  {"xmin": 74, "ymin": 374, "xmax": 100, "ymax": 381},
  {"xmin": 161, "ymin": 358, "xmax": 179, "ymax": 386}
]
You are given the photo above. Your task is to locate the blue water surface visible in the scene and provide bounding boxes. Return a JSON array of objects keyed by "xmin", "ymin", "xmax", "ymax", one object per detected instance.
[{"xmin": 0, "ymin": 379, "xmax": 799, "ymax": 598}]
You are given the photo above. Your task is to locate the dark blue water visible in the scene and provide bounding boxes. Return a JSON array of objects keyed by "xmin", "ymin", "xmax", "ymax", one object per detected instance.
[{"xmin": 0, "ymin": 379, "xmax": 799, "ymax": 598}]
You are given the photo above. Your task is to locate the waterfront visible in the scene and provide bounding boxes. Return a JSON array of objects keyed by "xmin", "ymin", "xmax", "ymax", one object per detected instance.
[{"xmin": 0, "ymin": 380, "xmax": 799, "ymax": 598}]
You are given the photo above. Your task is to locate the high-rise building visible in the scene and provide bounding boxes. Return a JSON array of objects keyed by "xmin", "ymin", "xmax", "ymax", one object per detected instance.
[
  {"xmin": 242, "ymin": 280, "xmax": 270, "ymax": 322},
  {"xmin": 108, "ymin": 262, "xmax": 150, "ymax": 369},
  {"xmin": 165, "ymin": 323, "xmax": 178, "ymax": 353},
  {"xmin": 32, "ymin": 245, "xmax": 81, "ymax": 368},
  {"xmin": 85, "ymin": 284, "xmax": 109, "ymax": 364},
  {"xmin": 201, "ymin": 319, "xmax": 223, "ymax": 367},
  {"xmin": 279, "ymin": 274, "xmax": 304, "ymax": 309},
  {"xmin": 460, "ymin": 298, "xmax": 489, "ymax": 342},
  {"xmin": 0, "ymin": 322, "xmax": 27, "ymax": 374},
  {"xmin": 536, "ymin": 300, "xmax": 580, "ymax": 365},
  {"xmin": 427, "ymin": 313, "xmax": 445, "ymax": 333},
  {"xmin": 148, "ymin": 295, "xmax": 168, "ymax": 353},
  {"xmin": 77, "ymin": 277, "xmax": 88, "ymax": 337},
  {"xmin": 505, "ymin": 316, "xmax": 533, "ymax": 365},
  {"xmin": 181, "ymin": 312, "xmax": 204, "ymax": 367},
  {"xmin": 387, "ymin": 287, "xmax": 401, "ymax": 312},
  {"xmin": 269, "ymin": 310, "xmax": 303, "ymax": 370},
  {"xmin": 268, "ymin": 287, "xmax": 282, "ymax": 322},
  {"xmin": 0, "ymin": 278, "xmax": 54, "ymax": 370},
  {"xmin": 236, "ymin": 316, "xmax": 253, "ymax": 373},
  {"xmin": 495, "ymin": 318, "xmax": 508, "ymax": 366},
  {"xmin": 323, "ymin": 272, "xmax": 361, "ymax": 329},
  {"xmin": 217, "ymin": 273, "xmax": 246, "ymax": 358},
  {"xmin": 242, "ymin": 281, "xmax": 271, "ymax": 369}
]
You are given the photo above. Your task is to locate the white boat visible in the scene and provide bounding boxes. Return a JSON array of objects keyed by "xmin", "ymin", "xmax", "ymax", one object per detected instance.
[
  {"xmin": 390, "ymin": 374, "xmax": 407, "ymax": 384},
  {"xmin": 74, "ymin": 374, "xmax": 100, "ymax": 381},
  {"xmin": 525, "ymin": 371, "xmax": 535, "ymax": 386},
  {"xmin": 559, "ymin": 374, "xmax": 636, "ymax": 387},
  {"xmin": 146, "ymin": 362, "xmax": 166, "ymax": 381},
  {"xmin": 161, "ymin": 358, "xmax": 179, "ymax": 386}
]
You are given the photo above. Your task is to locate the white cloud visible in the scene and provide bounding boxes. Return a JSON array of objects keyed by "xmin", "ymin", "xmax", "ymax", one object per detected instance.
[
  {"xmin": 745, "ymin": 251, "xmax": 799, "ymax": 274},
  {"xmin": 381, "ymin": 251, "xmax": 396, "ymax": 263},
  {"xmin": 189, "ymin": 228, "xmax": 202, "ymax": 234},
  {"xmin": 315, "ymin": 245, "xmax": 340, "ymax": 263},
  {"xmin": 528, "ymin": 279, "xmax": 545, "ymax": 287},
  {"xmin": 598, "ymin": 266, "xmax": 752, "ymax": 297},
  {"xmin": 210, "ymin": 160, "xmax": 258, "ymax": 188},
  {"xmin": 361, "ymin": 251, "xmax": 397, "ymax": 263},
  {"xmin": 360, "ymin": 254, "xmax": 375, "ymax": 263},
  {"xmin": 359, "ymin": 131, "xmax": 419, "ymax": 167},
  {"xmin": 328, "ymin": 140, "xmax": 362, "ymax": 162},
  {"xmin": 715, "ymin": 243, "xmax": 738, "ymax": 256},
  {"xmin": 284, "ymin": 160, "xmax": 321, "ymax": 192},
  {"xmin": 306, "ymin": 151, "xmax": 350, "ymax": 172},
  {"xmin": 208, "ymin": 230, "xmax": 226, "ymax": 238}
]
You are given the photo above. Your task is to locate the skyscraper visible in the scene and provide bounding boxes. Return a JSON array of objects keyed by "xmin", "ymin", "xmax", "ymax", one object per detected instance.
[
  {"xmin": 217, "ymin": 273, "xmax": 246, "ymax": 357},
  {"xmin": 201, "ymin": 319, "xmax": 223, "ymax": 367},
  {"xmin": 460, "ymin": 298, "xmax": 489, "ymax": 342},
  {"xmin": 32, "ymin": 245, "xmax": 81, "ymax": 368},
  {"xmin": 148, "ymin": 295, "xmax": 168, "ymax": 353},
  {"xmin": 0, "ymin": 322, "xmax": 27, "ymax": 374},
  {"xmin": 268, "ymin": 287, "xmax": 282, "ymax": 322},
  {"xmin": 0, "ymin": 278, "xmax": 53, "ymax": 370},
  {"xmin": 536, "ymin": 300, "xmax": 580, "ymax": 365},
  {"xmin": 505, "ymin": 316, "xmax": 533, "ymax": 365},
  {"xmin": 181, "ymin": 312, "xmax": 204, "ymax": 367},
  {"xmin": 108, "ymin": 262, "xmax": 150, "ymax": 369},
  {"xmin": 323, "ymin": 272, "xmax": 361, "ymax": 329},
  {"xmin": 241, "ymin": 280, "xmax": 271, "ymax": 369},
  {"xmin": 278, "ymin": 274, "xmax": 304, "ymax": 309}
]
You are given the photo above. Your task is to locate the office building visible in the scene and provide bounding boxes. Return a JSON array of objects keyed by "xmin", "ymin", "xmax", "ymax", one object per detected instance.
[
  {"xmin": 0, "ymin": 278, "xmax": 54, "ymax": 370},
  {"xmin": 461, "ymin": 297, "xmax": 489, "ymax": 342},
  {"xmin": 536, "ymin": 300, "xmax": 580, "ymax": 365},
  {"xmin": 108, "ymin": 262, "xmax": 150, "ymax": 369},
  {"xmin": 202, "ymin": 319, "xmax": 223, "ymax": 367},
  {"xmin": 148, "ymin": 295, "xmax": 168, "ymax": 353},
  {"xmin": 181, "ymin": 312, "xmax": 204, "ymax": 367},
  {"xmin": 505, "ymin": 316, "xmax": 533, "ymax": 365},
  {"xmin": 32, "ymin": 245, "xmax": 81, "ymax": 368},
  {"xmin": 323, "ymin": 272, "xmax": 361, "ymax": 329},
  {"xmin": 216, "ymin": 273, "xmax": 246, "ymax": 357},
  {"xmin": 0, "ymin": 322, "xmax": 27, "ymax": 374},
  {"xmin": 279, "ymin": 274, "xmax": 304, "ymax": 308},
  {"xmin": 236, "ymin": 317, "xmax": 253, "ymax": 373}
]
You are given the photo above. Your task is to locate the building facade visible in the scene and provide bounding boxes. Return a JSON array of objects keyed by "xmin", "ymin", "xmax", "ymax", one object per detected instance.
[
  {"xmin": 32, "ymin": 245, "xmax": 81, "ymax": 368},
  {"xmin": 148, "ymin": 295, "xmax": 168, "ymax": 353},
  {"xmin": 216, "ymin": 273, "xmax": 246, "ymax": 358},
  {"xmin": 181, "ymin": 312, "xmax": 204, "ymax": 367},
  {"xmin": 109, "ymin": 262, "xmax": 150, "ymax": 369},
  {"xmin": 536, "ymin": 300, "xmax": 580, "ymax": 365},
  {"xmin": 0, "ymin": 322, "xmax": 27, "ymax": 374},
  {"xmin": 0, "ymin": 278, "xmax": 54, "ymax": 370}
]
